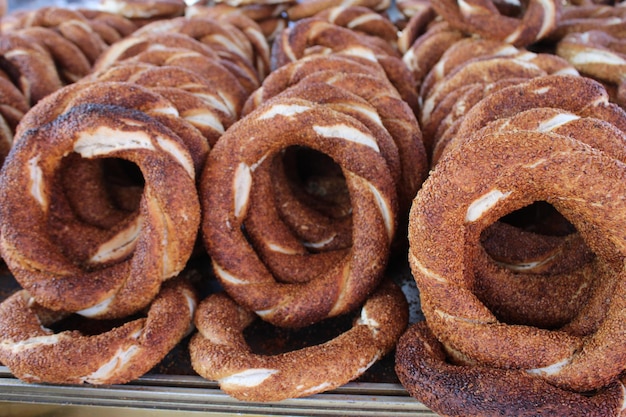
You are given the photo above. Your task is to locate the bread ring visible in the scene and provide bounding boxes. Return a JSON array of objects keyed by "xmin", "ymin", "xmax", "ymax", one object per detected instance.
[
  {"xmin": 409, "ymin": 128, "xmax": 626, "ymax": 392},
  {"xmin": 123, "ymin": 48, "xmax": 249, "ymax": 117},
  {"xmin": 15, "ymin": 80, "xmax": 210, "ymax": 175},
  {"xmin": 420, "ymin": 56, "xmax": 548, "ymax": 130},
  {"xmin": 201, "ymin": 97, "xmax": 397, "ymax": 328},
  {"xmin": 271, "ymin": 18, "xmax": 419, "ymax": 113},
  {"xmin": 427, "ymin": 78, "xmax": 531, "ymax": 160},
  {"xmin": 431, "ymin": 0, "xmax": 561, "ymax": 47},
  {"xmin": 243, "ymin": 54, "xmax": 385, "ymax": 111},
  {"xmin": 421, "ymin": 71, "xmax": 626, "ymax": 330},
  {"xmin": 130, "ymin": 66, "xmax": 240, "ymax": 120},
  {"xmin": 189, "ymin": 279, "xmax": 408, "ymax": 402},
  {"xmin": 77, "ymin": 8, "xmax": 139, "ymax": 39},
  {"xmin": 551, "ymin": 4, "xmax": 626, "ymax": 41},
  {"xmin": 92, "ymin": 32, "xmax": 222, "ymax": 75},
  {"xmin": 395, "ymin": 321, "xmax": 626, "ymax": 417},
  {"xmin": 132, "ymin": 17, "xmax": 261, "ymax": 82},
  {"xmin": 418, "ymin": 38, "xmax": 531, "ymax": 100},
  {"xmin": 314, "ymin": 6, "xmax": 399, "ymax": 45},
  {"xmin": 94, "ymin": 64, "xmax": 240, "ymax": 123},
  {"xmin": 286, "ymin": 0, "xmax": 390, "ymax": 21},
  {"xmin": 183, "ymin": 10, "xmax": 272, "ymax": 79},
  {"xmin": 556, "ymin": 30, "xmax": 626, "ymax": 107},
  {"xmin": 0, "ymin": 33, "xmax": 63, "ymax": 105},
  {"xmin": 241, "ymin": 83, "xmax": 399, "ymax": 277},
  {"xmin": 97, "ymin": 0, "xmax": 186, "ymax": 18},
  {"xmin": 14, "ymin": 27, "xmax": 92, "ymax": 84},
  {"xmin": 0, "ymin": 277, "xmax": 197, "ymax": 385},
  {"xmin": 186, "ymin": 2, "xmax": 291, "ymax": 22},
  {"xmin": 0, "ymin": 104, "xmax": 200, "ymax": 319},
  {"xmin": 438, "ymin": 74, "xmax": 626, "ymax": 164},
  {"xmin": 396, "ymin": 0, "xmax": 437, "ymax": 53}
]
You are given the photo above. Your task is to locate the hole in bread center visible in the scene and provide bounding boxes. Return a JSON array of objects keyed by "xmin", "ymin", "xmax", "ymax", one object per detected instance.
[
  {"xmin": 474, "ymin": 201, "xmax": 596, "ymax": 330},
  {"xmin": 47, "ymin": 153, "xmax": 145, "ymax": 268},
  {"xmin": 280, "ymin": 146, "xmax": 350, "ymax": 218}
]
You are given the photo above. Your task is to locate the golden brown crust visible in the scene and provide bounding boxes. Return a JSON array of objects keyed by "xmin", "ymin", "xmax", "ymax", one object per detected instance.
[
  {"xmin": 431, "ymin": 0, "xmax": 562, "ymax": 47},
  {"xmin": 97, "ymin": 0, "xmax": 186, "ymax": 19},
  {"xmin": 0, "ymin": 33, "xmax": 63, "ymax": 105},
  {"xmin": 0, "ymin": 277, "xmax": 196, "ymax": 385},
  {"xmin": 201, "ymin": 96, "xmax": 397, "ymax": 328},
  {"xmin": 439, "ymin": 74, "xmax": 625, "ymax": 162},
  {"xmin": 190, "ymin": 279, "xmax": 408, "ymax": 401},
  {"xmin": 395, "ymin": 322, "xmax": 626, "ymax": 417},
  {"xmin": 0, "ymin": 104, "xmax": 200, "ymax": 319},
  {"xmin": 409, "ymin": 128, "xmax": 626, "ymax": 392},
  {"xmin": 271, "ymin": 18, "xmax": 419, "ymax": 113},
  {"xmin": 286, "ymin": 0, "xmax": 390, "ymax": 21},
  {"xmin": 314, "ymin": 6, "xmax": 399, "ymax": 44}
]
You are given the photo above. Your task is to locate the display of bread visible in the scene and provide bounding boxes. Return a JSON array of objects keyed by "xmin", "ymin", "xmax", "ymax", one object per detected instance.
[{"xmin": 0, "ymin": 0, "xmax": 625, "ymax": 414}]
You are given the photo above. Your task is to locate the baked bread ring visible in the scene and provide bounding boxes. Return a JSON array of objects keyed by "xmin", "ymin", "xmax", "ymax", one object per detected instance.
[
  {"xmin": 271, "ymin": 18, "xmax": 419, "ymax": 113},
  {"xmin": 401, "ymin": 22, "xmax": 465, "ymax": 93},
  {"xmin": 427, "ymin": 78, "xmax": 532, "ymax": 161},
  {"xmin": 420, "ymin": 53, "xmax": 560, "ymax": 129},
  {"xmin": 0, "ymin": 104, "xmax": 200, "ymax": 319},
  {"xmin": 15, "ymin": 80, "xmax": 210, "ymax": 175},
  {"xmin": 92, "ymin": 32, "xmax": 221, "ymax": 73},
  {"xmin": 286, "ymin": 0, "xmax": 390, "ymax": 21},
  {"xmin": 439, "ymin": 74, "xmax": 626, "ymax": 163},
  {"xmin": 0, "ymin": 33, "xmax": 63, "ymax": 105},
  {"xmin": 186, "ymin": 2, "xmax": 291, "ymax": 22},
  {"xmin": 77, "ymin": 8, "xmax": 139, "ymax": 40},
  {"xmin": 120, "ymin": 48, "xmax": 249, "ymax": 119},
  {"xmin": 97, "ymin": 0, "xmax": 186, "ymax": 18},
  {"xmin": 395, "ymin": 321, "xmax": 626, "ymax": 417},
  {"xmin": 396, "ymin": 0, "xmax": 438, "ymax": 53},
  {"xmin": 183, "ymin": 9, "xmax": 271, "ymax": 79},
  {"xmin": 431, "ymin": 0, "xmax": 561, "ymax": 47},
  {"xmin": 0, "ymin": 277, "xmax": 196, "ymax": 385},
  {"xmin": 314, "ymin": 6, "xmax": 399, "ymax": 45},
  {"xmin": 556, "ymin": 30, "xmax": 626, "ymax": 107},
  {"xmin": 200, "ymin": 96, "xmax": 397, "ymax": 328},
  {"xmin": 245, "ymin": 57, "xmax": 428, "ymax": 218},
  {"xmin": 243, "ymin": 54, "xmax": 386, "ymax": 112},
  {"xmin": 241, "ymin": 84, "xmax": 399, "ymax": 281},
  {"xmin": 409, "ymin": 128, "xmax": 626, "ymax": 392},
  {"xmin": 131, "ymin": 16, "xmax": 263, "ymax": 82},
  {"xmin": 189, "ymin": 279, "xmax": 408, "ymax": 402},
  {"xmin": 551, "ymin": 3, "xmax": 626, "ymax": 41},
  {"xmin": 14, "ymin": 27, "xmax": 92, "ymax": 84}
]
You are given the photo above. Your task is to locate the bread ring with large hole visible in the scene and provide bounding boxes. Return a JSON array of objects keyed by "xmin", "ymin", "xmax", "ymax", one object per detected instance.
[
  {"xmin": 409, "ymin": 128, "xmax": 626, "ymax": 392},
  {"xmin": 0, "ymin": 104, "xmax": 200, "ymax": 319},
  {"xmin": 0, "ymin": 277, "xmax": 196, "ymax": 385},
  {"xmin": 240, "ymin": 83, "xmax": 400, "ymax": 282},
  {"xmin": 189, "ymin": 279, "xmax": 407, "ymax": 402},
  {"xmin": 200, "ymin": 97, "xmax": 397, "ymax": 328}
]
